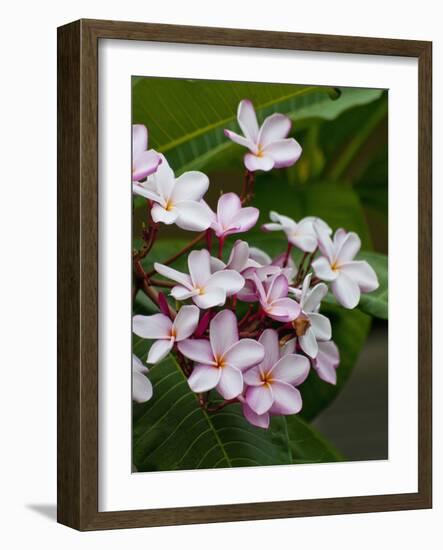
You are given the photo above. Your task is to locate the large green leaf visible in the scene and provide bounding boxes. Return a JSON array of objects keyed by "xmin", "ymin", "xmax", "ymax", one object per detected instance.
[
  {"xmin": 135, "ymin": 347, "xmax": 340, "ymax": 471},
  {"xmin": 286, "ymin": 415, "xmax": 343, "ymax": 463},
  {"xmin": 132, "ymin": 78, "xmax": 382, "ymax": 176},
  {"xmin": 298, "ymin": 303, "xmax": 371, "ymax": 421}
]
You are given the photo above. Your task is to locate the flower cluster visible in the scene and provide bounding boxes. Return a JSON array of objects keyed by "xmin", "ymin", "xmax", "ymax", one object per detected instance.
[{"xmin": 132, "ymin": 99, "xmax": 379, "ymax": 429}]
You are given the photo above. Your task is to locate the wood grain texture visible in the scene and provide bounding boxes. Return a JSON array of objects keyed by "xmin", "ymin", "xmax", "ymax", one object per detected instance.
[{"xmin": 57, "ymin": 19, "xmax": 432, "ymax": 531}]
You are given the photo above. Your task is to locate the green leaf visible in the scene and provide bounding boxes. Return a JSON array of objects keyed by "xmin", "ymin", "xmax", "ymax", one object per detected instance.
[
  {"xmin": 357, "ymin": 251, "xmax": 388, "ymax": 319},
  {"xmin": 298, "ymin": 303, "xmax": 371, "ymax": 421},
  {"xmin": 285, "ymin": 415, "xmax": 343, "ymax": 463},
  {"xmin": 133, "ymin": 352, "xmax": 292, "ymax": 471},
  {"xmin": 132, "ymin": 78, "xmax": 382, "ymax": 176}
]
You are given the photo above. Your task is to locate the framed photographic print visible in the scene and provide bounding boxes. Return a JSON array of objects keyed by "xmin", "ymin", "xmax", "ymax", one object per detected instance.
[{"xmin": 57, "ymin": 19, "xmax": 432, "ymax": 530}]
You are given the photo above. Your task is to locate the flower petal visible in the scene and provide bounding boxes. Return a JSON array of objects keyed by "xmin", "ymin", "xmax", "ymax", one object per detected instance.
[
  {"xmin": 314, "ymin": 221, "xmax": 335, "ymax": 263},
  {"xmin": 290, "ymin": 232, "xmax": 317, "ymax": 253},
  {"xmin": 258, "ymin": 113, "xmax": 291, "ymax": 147},
  {"xmin": 309, "ymin": 312, "xmax": 332, "ymax": 341},
  {"xmin": 303, "ymin": 282, "xmax": 328, "ymax": 312},
  {"xmin": 299, "ymin": 328, "xmax": 319, "ymax": 358},
  {"xmin": 340, "ymin": 261, "xmax": 379, "ymax": 292},
  {"xmin": 336, "ymin": 232, "xmax": 361, "ymax": 263},
  {"xmin": 193, "ymin": 287, "xmax": 226, "ymax": 309},
  {"xmin": 205, "ymin": 270, "xmax": 245, "ymax": 296},
  {"xmin": 188, "ymin": 364, "xmax": 221, "ymax": 393},
  {"xmin": 132, "ymin": 357, "xmax": 153, "ymax": 403},
  {"xmin": 177, "ymin": 338, "xmax": 215, "ymax": 364},
  {"xmin": 209, "ymin": 309, "xmax": 238, "ymax": 358},
  {"xmin": 266, "ymin": 273, "xmax": 288, "ymax": 302},
  {"xmin": 258, "ymin": 329, "xmax": 280, "ymax": 371},
  {"xmin": 270, "ymin": 382, "xmax": 302, "ymax": 415},
  {"xmin": 243, "ymin": 366, "xmax": 263, "ymax": 386},
  {"xmin": 173, "ymin": 305, "xmax": 200, "ymax": 341},
  {"xmin": 223, "ymin": 338, "xmax": 265, "ymax": 371},
  {"xmin": 224, "ymin": 129, "xmax": 254, "ymax": 150},
  {"xmin": 171, "ymin": 286, "xmax": 200, "ymax": 301},
  {"xmin": 331, "ymin": 271, "xmax": 361, "ymax": 309},
  {"xmin": 132, "ymin": 124, "xmax": 148, "ymax": 157},
  {"xmin": 227, "ymin": 240, "xmax": 249, "ymax": 271},
  {"xmin": 266, "ymin": 297, "xmax": 300, "ymax": 322},
  {"xmin": 151, "ymin": 204, "xmax": 178, "ymax": 225},
  {"xmin": 154, "ymin": 263, "xmax": 193, "ymax": 289},
  {"xmin": 175, "ymin": 200, "xmax": 213, "ymax": 231},
  {"xmin": 245, "ymin": 384, "xmax": 274, "ymax": 415},
  {"xmin": 248, "ymin": 247, "xmax": 272, "ymax": 266},
  {"xmin": 244, "ymin": 153, "xmax": 274, "ymax": 172},
  {"xmin": 228, "ymin": 206, "xmax": 259, "ymax": 234},
  {"xmin": 270, "ymin": 354, "xmax": 310, "ymax": 386},
  {"xmin": 312, "ymin": 256, "xmax": 338, "ymax": 282},
  {"xmin": 132, "ymin": 182, "xmax": 162, "ymax": 202},
  {"xmin": 237, "ymin": 99, "xmax": 259, "ymax": 143},
  {"xmin": 263, "ymin": 138, "xmax": 302, "ymax": 169},
  {"xmin": 132, "ymin": 313, "xmax": 172, "ymax": 339},
  {"xmin": 172, "ymin": 171, "xmax": 209, "ymax": 202},
  {"xmin": 132, "ymin": 149, "xmax": 162, "ymax": 181},
  {"xmin": 150, "ymin": 154, "xmax": 175, "ymax": 201},
  {"xmin": 217, "ymin": 365, "xmax": 244, "ymax": 399},
  {"xmin": 215, "ymin": 193, "xmax": 241, "ymax": 231},
  {"xmin": 147, "ymin": 339, "xmax": 173, "ymax": 364},
  {"xmin": 188, "ymin": 249, "xmax": 212, "ymax": 288},
  {"xmin": 241, "ymin": 402, "xmax": 270, "ymax": 429},
  {"xmin": 314, "ymin": 341, "xmax": 340, "ymax": 385}
]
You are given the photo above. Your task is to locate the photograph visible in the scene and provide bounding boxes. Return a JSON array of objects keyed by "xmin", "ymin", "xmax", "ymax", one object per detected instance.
[{"xmin": 131, "ymin": 77, "xmax": 389, "ymax": 472}]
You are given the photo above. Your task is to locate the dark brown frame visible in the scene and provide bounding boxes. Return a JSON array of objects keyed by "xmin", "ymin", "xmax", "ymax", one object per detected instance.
[{"xmin": 57, "ymin": 18, "xmax": 432, "ymax": 531}]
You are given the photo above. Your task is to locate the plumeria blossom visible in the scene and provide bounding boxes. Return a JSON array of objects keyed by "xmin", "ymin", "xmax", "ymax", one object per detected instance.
[
  {"xmin": 155, "ymin": 249, "xmax": 244, "ymax": 309},
  {"xmin": 312, "ymin": 224, "xmax": 379, "ymax": 309},
  {"xmin": 132, "ymin": 354, "xmax": 153, "ymax": 403},
  {"xmin": 313, "ymin": 341, "xmax": 340, "ymax": 385},
  {"xmin": 178, "ymin": 310, "xmax": 265, "ymax": 399},
  {"xmin": 224, "ymin": 99, "xmax": 302, "ymax": 172},
  {"xmin": 242, "ymin": 329, "xmax": 310, "ymax": 422},
  {"xmin": 209, "ymin": 193, "xmax": 259, "ymax": 239},
  {"xmin": 132, "ymin": 124, "xmax": 162, "ymax": 181},
  {"xmin": 210, "ymin": 240, "xmax": 261, "ymax": 274},
  {"xmin": 133, "ymin": 305, "xmax": 200, "ymax": 364},
  {"xmin": 254, "ymin": 272, "xmax": 300, "ymax": 322},
  {"xmin": 289, "ymin": 273, "xmax": 331, "ymax": 358},
  {"xmin": 263, "ymin": 212, "xmax": 332, "ymax": 253},
  {"xmin": 133, "ymin": 155, "xmax": 212, "ymax": 231}
]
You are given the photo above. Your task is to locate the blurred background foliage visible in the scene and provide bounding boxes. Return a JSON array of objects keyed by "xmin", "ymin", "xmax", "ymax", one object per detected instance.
[{"xmin": 132, "ymin": 77, "xmax": 388, "ymax": 471}]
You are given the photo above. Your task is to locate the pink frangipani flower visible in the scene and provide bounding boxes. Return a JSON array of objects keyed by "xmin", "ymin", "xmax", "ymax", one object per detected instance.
[
  {"xmin": 210, "ymin": 240, "xmax": 261, "ymax": 274},
  {"xmin": 155, "ymin": 249, "xmax": 244, "ymax": 309},
  {"xmin": 132, "ymin": 354, "xmax": 153, "ymax": 403},
  {"xmin": 313, "ymin": 341, "xmax": 340, "ymax": 385},
  {"xmin": 133, "ymin": 305, "xmax": 200, "ymax": 364},
  {"xmin": 243, "ymin": 329, "xmax": 310, "ymax": 419},
  {"xmin": 289, "ymin": 273, "xmax": 331, "ymax": 358},
  {"xmin": 312, "ymin": 224, "xmax": 379, "ymax": 309},
  {"xmin": 263, "ymin": 212, "xmax": 332, "ymax": 253},
  {"xmin": 132, "ymin": 124, "xmax": 162, "ymax": 181},
  {"xmin": 224, "ymin": 99, "xmax": 302, "ymax": 172},
  {"xmin": 210, "ymin": 193, "xmax": 259, "ymax": 239},
  {"xmin": 133, "ymin": 154, "xmax": 212, "ymax": 231},
  {"xmin": 178, "ymin": 310, "xmax": 265, "ymax": 399},
  {"xmin": 254, "ymin": 273, "xmax": 300, "ymax": 322}
]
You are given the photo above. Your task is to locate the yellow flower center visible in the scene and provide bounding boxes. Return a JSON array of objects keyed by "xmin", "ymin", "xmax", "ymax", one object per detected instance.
[
  {"xmin": 260, "ymin": 372, "xmax": 274, "ymax": 387},
  {"xmin": 164, "ymin": 199, "xmax": 174, "ymax": 211}
]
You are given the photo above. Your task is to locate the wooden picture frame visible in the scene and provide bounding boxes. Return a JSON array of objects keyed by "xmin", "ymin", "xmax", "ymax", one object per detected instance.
[{"xmin": 57, "ymin": 19, "xmax": 432, "ymax": 530}]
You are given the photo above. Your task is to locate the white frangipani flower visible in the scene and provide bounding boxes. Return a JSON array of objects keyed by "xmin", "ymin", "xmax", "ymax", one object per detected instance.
[
  {"xmin": 132, "ymin": 154, "xmax": 212, "ymax": 231},
  {"xmin": 133, "ymin": 305, "xmax": 200, "ymax": 364},
  {"xmin": 155, "ymin": 249, "xmax": 244, "ymax": 309},
  {"xmin": 262, "ymin": 212, "xmax": 332, "ymax": 253},
  {"xmin": 289, "ymin": 273, "xmax": 331, "ymax": 358},
  {"xmin": 312, "ymin": 224, "xmax": 379, "ymax": 309}
]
